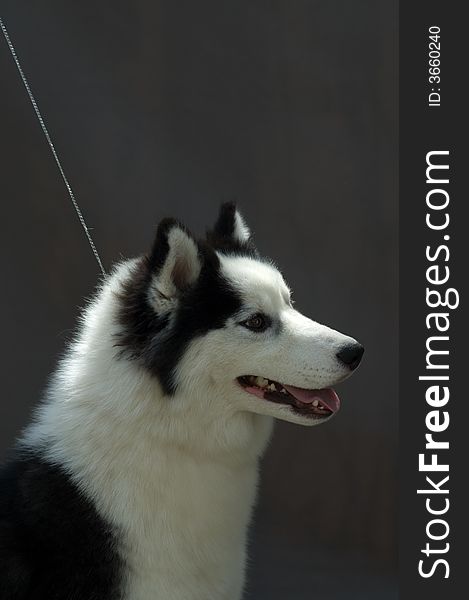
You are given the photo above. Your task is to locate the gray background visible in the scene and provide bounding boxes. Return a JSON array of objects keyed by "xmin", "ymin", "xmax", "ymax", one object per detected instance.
[{"xmin": 0, "ymin": 1, "xmax": 397, "ymax": 598}]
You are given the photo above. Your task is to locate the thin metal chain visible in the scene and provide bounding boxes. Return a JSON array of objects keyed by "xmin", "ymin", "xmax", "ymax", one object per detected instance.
[{"xmin": 0, "ymin": 16, "xmax": 106, "ymax": 276}]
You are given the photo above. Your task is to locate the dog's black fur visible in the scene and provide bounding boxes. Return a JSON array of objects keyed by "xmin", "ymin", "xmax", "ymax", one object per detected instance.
[{"xmin": 0, "ymin": 451, "xmax": 123, "ymax": 599}]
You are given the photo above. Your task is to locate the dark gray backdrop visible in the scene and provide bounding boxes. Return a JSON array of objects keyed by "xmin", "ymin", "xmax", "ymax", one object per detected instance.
[{"xmin": 0, "ymin": 1, "xmax": 397, "ymax": 598}]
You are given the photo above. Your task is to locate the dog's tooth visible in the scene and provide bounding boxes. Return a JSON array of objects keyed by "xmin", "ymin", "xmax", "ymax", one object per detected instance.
[
  {"xmin": 312, "ymin": 399, "xmax": 319, "ymax": 407},
  {"xmin": 269, "ymin": 383, "xmax": 276, "ymax": 391}
]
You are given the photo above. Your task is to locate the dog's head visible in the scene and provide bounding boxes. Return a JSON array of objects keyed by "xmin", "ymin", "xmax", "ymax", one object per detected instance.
[{"xmin": 116, "ymin": 203, "xmax": 363, "ymax": 427}]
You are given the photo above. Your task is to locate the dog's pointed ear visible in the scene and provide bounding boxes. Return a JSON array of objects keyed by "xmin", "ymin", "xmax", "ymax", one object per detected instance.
[
  {"xmin": 206, "ymin": 202, "xmax": 254, "ymax": 249},
  {"xmin": 149, "ymin": 219, "xmax": 202, "ymax": 302}
]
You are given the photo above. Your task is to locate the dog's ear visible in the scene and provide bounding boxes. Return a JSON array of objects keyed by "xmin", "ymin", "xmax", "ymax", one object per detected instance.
[
  {"xmin": 206, "ymin": 202, "xmax": 255, "ymax": 250},
  {"xmin": 148, "ymin": 219, "xmax": 202, "ymax": 307}
]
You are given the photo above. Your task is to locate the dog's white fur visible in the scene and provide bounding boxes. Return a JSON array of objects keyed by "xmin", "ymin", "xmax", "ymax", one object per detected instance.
[{"xmin": 22, "ymin": 220, "xmax": 357, "ymax": 599}]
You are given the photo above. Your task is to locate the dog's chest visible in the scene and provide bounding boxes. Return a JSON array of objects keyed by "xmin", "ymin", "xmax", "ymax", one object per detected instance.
[{"xmin": 114, "ymin": 454, "xmax": 259, "ymax": 600}]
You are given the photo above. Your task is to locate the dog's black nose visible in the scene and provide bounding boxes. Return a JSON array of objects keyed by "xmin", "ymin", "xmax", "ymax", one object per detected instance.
[{"xmin": 336, "ymin": 343, "xmax": 364, "ymax": 370}]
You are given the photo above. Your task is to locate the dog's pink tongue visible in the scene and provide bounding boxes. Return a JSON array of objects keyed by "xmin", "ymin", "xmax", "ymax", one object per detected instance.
[{"xmin": 283, "ymin": 385, "xmax": 341, "ymax": 413}]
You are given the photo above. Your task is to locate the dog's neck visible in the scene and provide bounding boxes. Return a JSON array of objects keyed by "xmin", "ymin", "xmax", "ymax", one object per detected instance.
[
  {"xmin": 23, "ymin": 321, "xmax": 273, "ymax": 475},
  {"xmin": 22, "ymin": 319, "xmax": 272, "ymax": 600}
]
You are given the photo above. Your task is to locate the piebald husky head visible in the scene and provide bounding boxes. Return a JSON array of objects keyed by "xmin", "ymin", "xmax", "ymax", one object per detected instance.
[{"xmin": 115, "ymin": 203, "xmax": 363, "ymax": 428}]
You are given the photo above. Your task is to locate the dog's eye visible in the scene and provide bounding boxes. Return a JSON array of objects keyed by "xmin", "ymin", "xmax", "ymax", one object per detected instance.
[{"xmin": 241, "ymin": 313, "xmax": 269, "ymax": 332}]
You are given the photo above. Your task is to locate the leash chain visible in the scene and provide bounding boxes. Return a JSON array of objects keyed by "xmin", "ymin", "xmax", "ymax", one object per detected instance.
[{"xmin": 0, "ymin": 16, "xmax": 106, "ymax": 276}]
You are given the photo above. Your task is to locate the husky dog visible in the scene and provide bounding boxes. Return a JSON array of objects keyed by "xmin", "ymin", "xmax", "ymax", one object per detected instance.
[{"xmin": 0, "ymin": 203, "xmax": 363, "ymax": 600}]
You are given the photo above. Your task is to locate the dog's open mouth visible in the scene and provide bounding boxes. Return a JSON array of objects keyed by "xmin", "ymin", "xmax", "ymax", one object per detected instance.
[{"xmin": 237, "ymin": 375, "xmax": 340, "ymax": 419}]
